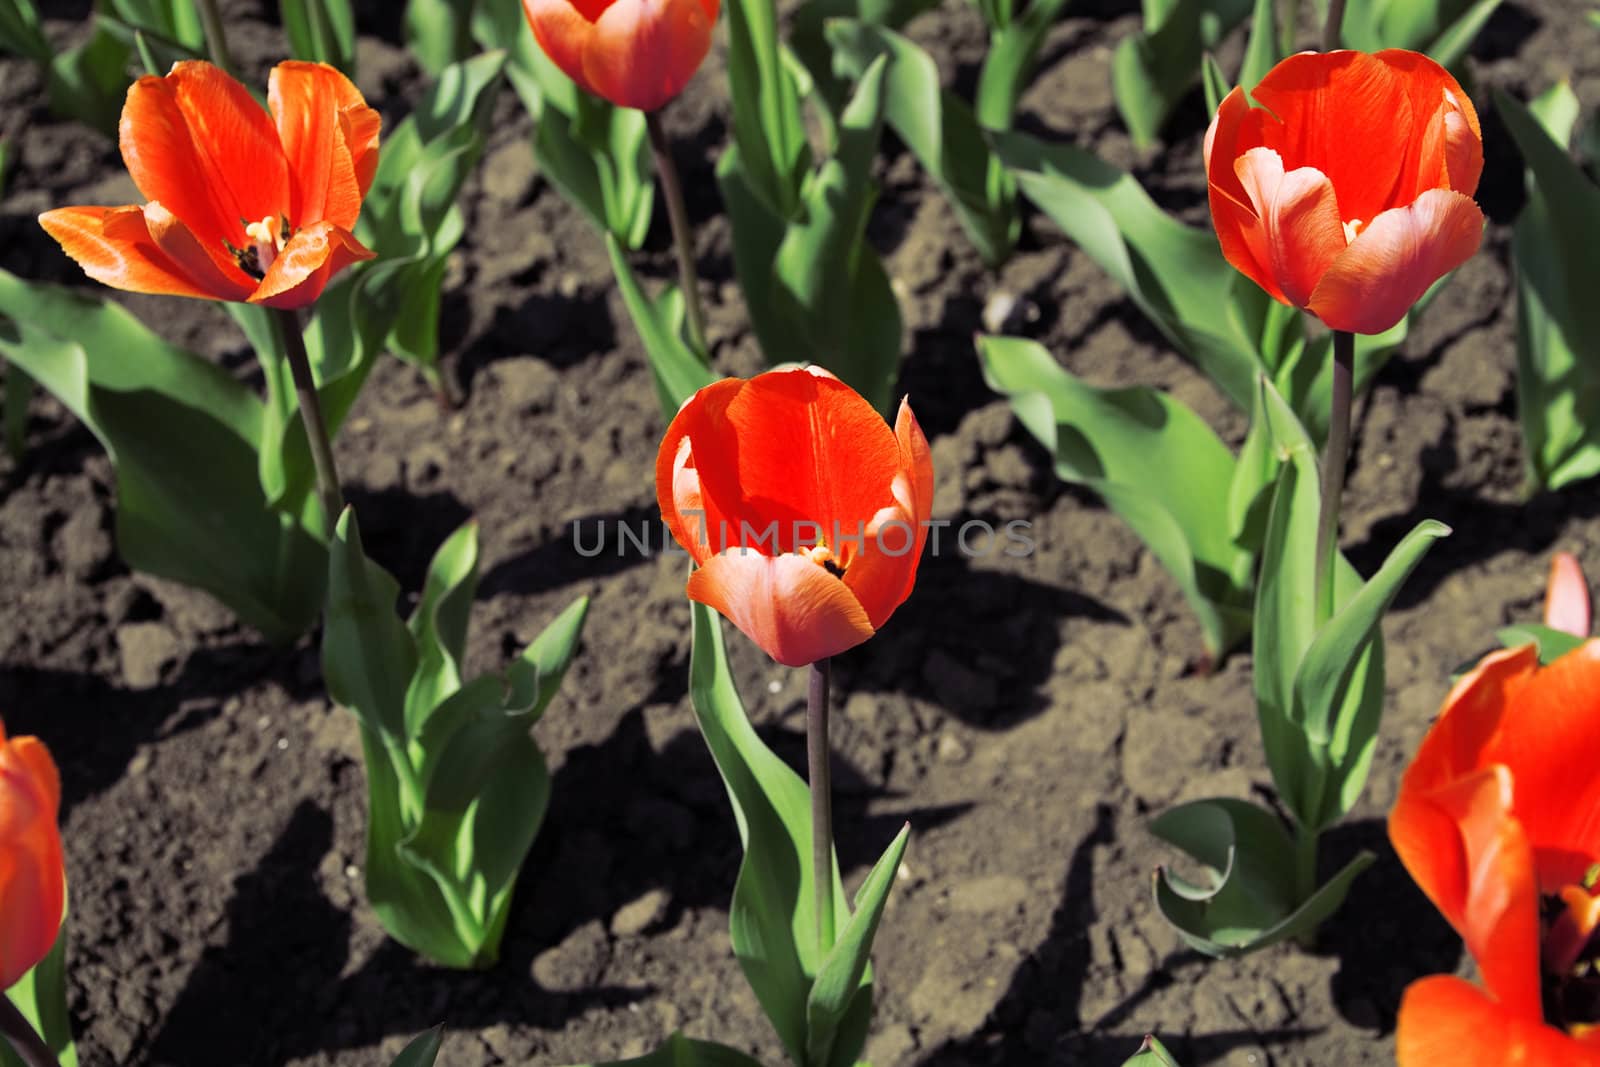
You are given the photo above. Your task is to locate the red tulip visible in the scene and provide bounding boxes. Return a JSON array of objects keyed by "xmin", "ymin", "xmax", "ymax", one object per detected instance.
[
  {"xmin": 0, "ymin": 722, "xmax": 65, "ymax": 991},
  {"xmin": 521, "ymin": 0, "xmax": 718, "ymax": 112},
  {"xmin": 657, "ymin": 367, "xmax": 933, "ymax": 667},
  {"xmin": 39, "ymin": 60, "xmax": 379, "ymax": 310},
  {"xmin": 1205, "ymin": 49, "xmax": 1484, "ymax": 335},
  {"xmin": 1389, "ymin": 641, "xmax": 1600, "ymax": 1064}
]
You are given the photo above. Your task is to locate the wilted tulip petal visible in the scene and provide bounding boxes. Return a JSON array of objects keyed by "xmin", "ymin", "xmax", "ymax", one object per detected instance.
[
  {"xmin": 40, "ymin": 60, "xmax": 378, "ymax": 309},
  {"xmin": 1390, "ymin": 641, "xmax": 1600, "ymax": 1061},
  {"xmin": 1206, "ymin": 50, "xmax": 1484, "ymax": 335},
  {"xmin": 0, "ymin": 723, "xmax": 65, "ymax": 991},
  {"xmin": 657, "ymin": 367, "xmax": 933, "ymax": 666},
  {"xmin": 522, "ymin": 0, "xmax": 719, "ymax": 111}
]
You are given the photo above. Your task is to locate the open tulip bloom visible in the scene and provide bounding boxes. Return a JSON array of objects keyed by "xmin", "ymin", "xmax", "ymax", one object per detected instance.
[
  {"xmin": 657, "ymin": 366, "xmax": 933, "ymax": 668},
  {"xmin": 40, "ymin": 60, "xmax": 378, "ymax": 310},
  {"xmin": 521, "ymin": 0, "xmax": 720, "ymax": 112},
  {"xmin": 1206, "ymin": 49, "xmax": 1484, "ymax": 336},
  {"xmin": 1390, "ymin": 641, "xmax": 1600, "ymax": 1062}
]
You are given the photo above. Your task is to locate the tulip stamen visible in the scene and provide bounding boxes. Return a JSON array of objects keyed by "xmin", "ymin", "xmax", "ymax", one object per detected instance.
[
  {"xmin": 1543, "ymin": 883, "xmax": 1600, "ymax": 1029},
  {"xmin": 244, "ymin": 215, "xmax": 289, "ymax": 275},
  {"xmin": 801, "ymin": 542, "xmax": 846, "ymax": 578},
  {"xmin": 1342, "ymin": 218, "xmax": 1366, "ymax": 244}
]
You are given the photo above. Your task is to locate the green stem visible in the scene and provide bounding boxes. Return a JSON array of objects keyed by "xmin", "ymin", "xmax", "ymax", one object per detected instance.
[
  {"xmin": 196, "ymin": 0, "xmax": 236, "ymax": 76},
  {"xmin": 0, "ymin": 997, "xmax": 59, "ymax": 1067},
  {"xmin": 1313, "ymin": 331, "xmax": 1354, "ymax": 622},
  {"xmin": 275, "ymin": 309, "xmax": 345, "ymax": 530},
  {"xmin": 645, "ymin": 109, "xmax": 709, "ymax": 361},
  {"xmin": 1294, "ymin": 820, "xmax": 1319, "ymax": 910},
  {"xmin": 809, "ymin": 657, "xmax": 836, "ymax": 954},
  {"xmin": 1322, "ymin": 0, "xmax": 1347, "ymax": 51}
]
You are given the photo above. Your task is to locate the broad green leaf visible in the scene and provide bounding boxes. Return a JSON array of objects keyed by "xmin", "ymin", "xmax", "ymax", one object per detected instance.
[
  {"xmin": 1498, "ymin": 87, "xmax": 1600, "ymax": 491},
  {"xmin": 1292, "ymin": 519, "xmax": 1449, "ymax": 829},
  {"xmin": 1200, "ymin": 52, "xmax": 1229, "ymax": 116},
  {"xmin": 806, "ymin": 825, "xmax": 908, "ymax": 1067},
  {"xmin": 282, "ymin": 0, "xmax": 357, "ymax": 71},
  {"xmin": 0, "ymin": 0, "xmax": 49, "ymax": 63},
  {"xmin": 973, "ymin": 0, "xmax": 1073, "ymax": 131},
  {"xmin": 3, "ymin": 358, "xmax": 29, "ymax": 457},
  {"xmin": 828, "ymin": 21, "xmax": 1017, "ymax": 266},
  {"xmin": 104, "ymin": 0, "xmax": 203, "ymax": 46},
  {"xmin": 1428, "ymin": 0, "xmax": 1504, "ymax": 69},
  {"xmin": 1341, "ymin": 0, "xmax": 1502, "ymax": 61},
  {"xmin": 688, "ymin": 605, "xmax": 860, "ymax": 1065},
  {"xmin": 0, "ymin": 273, "xmax": 323, "ymax": 642},
  {"xmin": 788, "ymin": 0, "xmax": 942, "ymax": 127},
  {"xmin": 405, "ymin": 0, "xmax": 477, "ymax": 74},
  {"xmin": 2, "ymin": 921, "xmax": 77, "ymax": 1067},
  {"xmin": 1111, "ymin": 0, "xmax": 1253, "ymax": 147},
  {"xmin": 46, "ymin": 19, "xmax": 133, "ymax": 135},
  {"xmin": 565, "ymin": 1032, "xmax": 766, "ymax": 1067},
  {"xmin": 505, "ymin": 594, "xmax": 592, "ymax": 716},
  {"xmin": 978, "ymin": 334, "xmax": 1253, "ymax": 660},
  {"xmin": 406, "ymin": 521, "xmax": 481, "ymax": 737},
  {"xmin": 725, "ymin": 0, "xmax": 809, "ymax": 214},
  {"xmin": 993, "ymin": 128, "xmax": 1261, "ymax": 409},
  {"xmin": 389, "ymin": 1028, "xmax": 444, "ymax": 1067},
  {"xmin": 607, "ymin": 233, "xmax": 715, "ymax": 419},
  {"xmin": 1122, "ymin": 1036, "xmax": 1181, "ymax": 1067},
  {"xmin": 1497, "ymin": 624, "xmax": 1586, "ymax": 665},
  {"xmin": 1238, "ymin": 0, "xmax": 1279, "ymax": 96},
  {"xmin": 1151, "ymin": 797, "xmax": 1374, "ymax": 956},
  {"xmin": 325, "ymin": 509, "xmax": 419, "ymax": 748}
]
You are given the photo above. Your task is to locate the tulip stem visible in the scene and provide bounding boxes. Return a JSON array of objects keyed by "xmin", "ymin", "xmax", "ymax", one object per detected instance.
[
  {"xmin": 808, "ymin": 657, "xmax": 837, "ymax": 955},
  {"xmin": 1322, "ymin": 0, "xmax": 1346, "ymax": 51},
  {"xmin": 275, "ymin": 309, "xmax": 346, "ymax": 529},
  {"xmin": 645, "ymin": 110, "xmax": 709, "ymax": 361},
  {"xmin": 196, "ymin": 0, "xmax": 236, "ymax": 77},
  {"xmin": 0, "ymin": 997, "xmax": 60, "ymax": 1067},
  {"xmin": 1314, "ymin": 330, "xmax": 1354, "ymax": 623}
]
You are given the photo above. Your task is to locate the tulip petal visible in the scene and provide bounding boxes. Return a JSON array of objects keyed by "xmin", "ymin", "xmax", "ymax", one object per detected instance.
[
  {"xmin": 522, "ymin": 0, "xmax": 602, "ymax": 96},
  {"xmin": 1206, "ymin": 89, "xmax": 1285, "ymax": 304},
  {"xmin": 697, "ymin": 368, "xmax": 903, "ymax": 558},
  {"xmin": 656, "ymin": 378, "xmax": 746, "ymax": 560},
  {"xmin": 247, "ymin": 222, "xmax": 375, "ymax": 309},
  {"xmin": 269, "ymin": 61, "xmax": 379, "ymax": 232},
  {"xmin": 1398, "ymin": 975, "xmax": 1600, "ymax": 1067},
  {"xmin": 1307, "ymin": 188, "xmax": 1483, "ymax": 335},
  {"xmin": 1546, "ymin": 553, "xmax": 1591, "ymax": 637},
  {"xmin": 1483, "ymin": 640, "xmax": 1600, "ymax": 890},
  {"xmin": 120, "ymin": 61, "xmax": 289, "ymax": 252},
  {"xmin": 583, "ymin": 0, "xmax": 714, "ymax": 111},
  {"xmin": 688, "ymin": 551, "xmax": 874, "ymax": 667},
  {"xmin": 8, "ymin": 737, "xmax": 60, "ymax": 824},
  {"xmin": 841, "ymin": 396, "xmax": 935, "ymax": 627},
  {"xmin": 142, "ymin": 201, "xmax": 257, "ymax": 300},
  {"xmin": 38, "ymin": 205, "xmax": 236, "ymax": 300},
  {"xmin": 0, "ymin": 733, "xmax": 65, "ymax": 991},
  {"xmin": 1232, "ymin": 147, "xmax": 1346, "ymax": 310}
]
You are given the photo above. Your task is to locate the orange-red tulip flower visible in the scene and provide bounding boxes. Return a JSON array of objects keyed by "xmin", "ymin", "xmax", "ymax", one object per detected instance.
[
  {"xmin": 521, "ymin": 0, "xmax": 718, "ymax": 112},
  {"xmin": 1389, "ymin": 641, "xmax": 1600, "ymax": 1065},
  {"xmin": 0, "ymin": 722, "xmax": 64, "ymax": 991},
  {"xmin": 1205, "ymin": 49, "xmax": 1484, "ymax": 336},
  {"xmin": 657, "ymin": 366, "xmax": 933, "ymax": 667},
  {"xmin": 39, "ymin": 60, "xmax": 379, "ymax": 310}
]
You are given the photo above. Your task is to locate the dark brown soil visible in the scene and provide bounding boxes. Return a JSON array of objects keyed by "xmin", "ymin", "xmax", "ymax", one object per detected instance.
[{"xmin": 2, "ymin": 1, "xmax": 1597, "ymax": 1064}]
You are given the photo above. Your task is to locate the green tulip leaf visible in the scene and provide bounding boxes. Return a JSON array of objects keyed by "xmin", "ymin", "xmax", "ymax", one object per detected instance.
[
  {"xmin": 282, "ymin": 0, "xmax": 356, "ymax": 71},
  {"xmin": 688, "ymin": 605, "xmax": 864, "ymax": 1065},
  {"xmin": 1122, "ymin": 1035, "xmax": 1181, "ymax": 1067},
  {"xmin": 1497, "ymin": 623, "xmax": 1587, "ymax": 665},
  {"xmin": 1497, "ymin": 86, "xmax": 1600, "ymax": 491},
  {"xmin": 0, "ymin": 272, "xmax": 324, "ymax": 642},
  {"xmin": 388, "ymin": 1027, "xmax": 444, "ymax": 1067},
  {"xmin": 806, "ymin": 824, "xmax": 909, "ymax": 1067},
  {"xmin": 1151, "ymin": 797, "xmax": 1374, "ymax": 957},
  {"xmin": 977, "ymin": 334, "xmax": 1253, "ymax": 660},
  {"xmin": 0, "ymin": 0, "xmax": 50, "ymax": 63},
  {"xmin": 2, "ymin": 920, "xmax": 77, "ymax": 1067},
  {"xmin": 406, "ymin": 520, "xmax": 481, "ymax": 736},
  {"xmin": 828, "ymin": 20, "xmax": 1017, "ymax": 266},
  {"xmin": 972, "ymin": 0, "xmax": 1072, "ymax": 131},
  {"xmin": 1111, "ymin": 0, "xmax": 1253, "ymax": 148},
  {"xmin": 607, "ymin": 232, "xmax": 715, "ymax": 419}
]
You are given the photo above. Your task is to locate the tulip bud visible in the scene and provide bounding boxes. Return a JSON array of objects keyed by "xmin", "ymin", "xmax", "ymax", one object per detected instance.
[{"xmin": 0, "ymin": 723, "xmax": 65, "ymax": 991}]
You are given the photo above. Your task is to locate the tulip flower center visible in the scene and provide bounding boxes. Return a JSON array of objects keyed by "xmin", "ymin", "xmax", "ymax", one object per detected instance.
[
  {"xmin": 1542, "ymin": 866, "xmax": 1600, "ymax": 1031},
  {"xmin": 232, "ymin": 215, "xmax": 291, "ymax": 279},
  {"xmin": 801, "ymin": 542, "xmax": 846, "ymax": 578}
]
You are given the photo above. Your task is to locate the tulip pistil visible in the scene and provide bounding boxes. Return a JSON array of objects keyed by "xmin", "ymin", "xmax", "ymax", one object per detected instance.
[
  {"xmin": 801, "ymin": 542, "xmax": 846, "ymax": 578},
  {"xmin": 1341, "ymin": 218, "xmax": 1366, "ymax": 244}
]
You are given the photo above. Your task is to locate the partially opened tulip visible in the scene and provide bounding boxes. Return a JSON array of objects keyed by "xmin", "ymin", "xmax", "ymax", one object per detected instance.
[
  {"xmin": 1389, "ymin": 641, "xmax": 1600, "ymax": 1064},
  {"xmin": 40, "ymin": 60, "xmax": 379, "ymax": 310},
  {"xmin": 1206, "ymin": 49, "xmax": 1484, "ymax": 335},
  {"xmin": 521, "ymin": 0, "xmax": 719, "ymax": 112},
  {"xmin": 0, "ymin": 721, "xmax": 64, "ymax": 992},
  {"xmin": 657, "ymin": 366, "xmax": 933, "ymax": 668}
]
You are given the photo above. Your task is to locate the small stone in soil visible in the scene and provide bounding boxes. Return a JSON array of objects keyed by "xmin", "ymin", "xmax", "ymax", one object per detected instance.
[
  {"xmin": 610, "ymin": 888, "xmax": 670, "ymax": 937},
  {"xmin": 936, "ymin": 732, "xmax": 971, "ymax": 763},
  {"xmin": 116, "ymin": 622, "xmax": 181, "ymax": 690}
]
